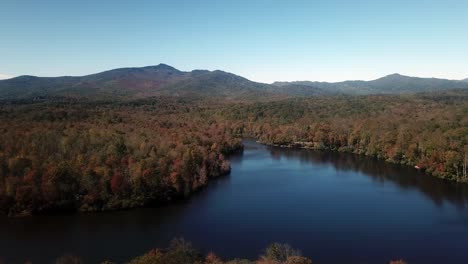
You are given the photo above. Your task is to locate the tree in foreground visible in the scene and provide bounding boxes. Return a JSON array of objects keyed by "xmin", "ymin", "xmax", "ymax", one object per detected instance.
[
  {"xmin": 53, "ymin": 239, "xmax": 410, "ymax": 264},
  {"xmin": 127, "ymin": 240, "xmax": 311, "ymax": 264},
  {"xmin": 259, "ymin": 243, "xmax": 302, "ymax": 263}
]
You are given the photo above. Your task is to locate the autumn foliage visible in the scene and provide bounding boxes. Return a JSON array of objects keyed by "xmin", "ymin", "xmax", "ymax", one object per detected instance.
[
  {"xmin": 0, "ymin": 91, "xmax": 466, "ymax": 216},
  {"xmin": 0, "ymin": 98, "xmax": 242, "ymax": 216}
]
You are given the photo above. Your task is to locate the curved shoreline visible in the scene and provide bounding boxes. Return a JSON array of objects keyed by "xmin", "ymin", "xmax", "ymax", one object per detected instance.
[{"xmin": 255, "ymin": 140, "xmax": 468, "ymax": 184}]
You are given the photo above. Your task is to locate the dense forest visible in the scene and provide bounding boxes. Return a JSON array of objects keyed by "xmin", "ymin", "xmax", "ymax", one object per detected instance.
[
  {"xmin": 0, "ymin": 90, "xmax": 467, "ymax": 216},
  {"xmin": 53, "ymin": 238, "xmax": 406, "ymax": 264},
  {"xmin": 0, "ymin": 98, "xmax": 242, "ymax": 216}
]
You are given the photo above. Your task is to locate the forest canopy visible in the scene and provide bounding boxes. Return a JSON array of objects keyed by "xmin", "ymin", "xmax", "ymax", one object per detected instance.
[{"xmin": 0, "ymin": 90, "xmax": 466, "ymax": 216}]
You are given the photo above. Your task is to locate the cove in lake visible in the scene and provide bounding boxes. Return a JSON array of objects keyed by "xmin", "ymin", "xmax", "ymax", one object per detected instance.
[{"xmin": 1, "ymin": 139, "xmax": 468, "ymax": 264}]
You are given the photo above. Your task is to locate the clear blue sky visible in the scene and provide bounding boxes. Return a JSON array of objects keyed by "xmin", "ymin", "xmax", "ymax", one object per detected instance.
[{"xmin": 1, "ymin": 0, "xmax": 467, "ymax": 82}]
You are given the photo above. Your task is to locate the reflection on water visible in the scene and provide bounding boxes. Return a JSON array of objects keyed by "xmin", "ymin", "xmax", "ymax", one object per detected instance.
[{"xmin": 267, "ymin": 145, "xmax": 468, "ymax": 209}]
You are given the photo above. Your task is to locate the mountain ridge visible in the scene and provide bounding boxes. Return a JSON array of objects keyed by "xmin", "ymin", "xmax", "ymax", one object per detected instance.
[
  {"xmin": 1, "ymin": 65, "xmax": 468, "ymax": 99},
  {"xmin": 272, "ymin": 73, "xmax": 468, "ymax": 95}
]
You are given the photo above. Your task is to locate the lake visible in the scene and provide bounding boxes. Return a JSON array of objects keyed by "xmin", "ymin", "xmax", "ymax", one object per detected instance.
[{"xmin": 1, "ymin": 139, "xmax": 468, "ymax": 264}]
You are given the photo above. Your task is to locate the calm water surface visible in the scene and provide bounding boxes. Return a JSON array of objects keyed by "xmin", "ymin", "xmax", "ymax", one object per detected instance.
[{"xmin": 1, "ymin": 140, "xmax": 468, "ymax": 264}]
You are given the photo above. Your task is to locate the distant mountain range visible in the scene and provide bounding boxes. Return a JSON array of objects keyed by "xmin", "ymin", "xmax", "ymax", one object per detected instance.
[
  {"xmin": 273, "ymin": 73, "xmax": 468, "ymax": 96},
  {"xmin": 0, "ymin": 64, "xmax": 467, "ymax": 99}
]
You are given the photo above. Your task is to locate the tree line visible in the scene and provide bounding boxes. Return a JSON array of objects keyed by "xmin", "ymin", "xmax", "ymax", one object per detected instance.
[{"xmin": 218, "ymin": 91, "xmax": 467, "ymax": 182}]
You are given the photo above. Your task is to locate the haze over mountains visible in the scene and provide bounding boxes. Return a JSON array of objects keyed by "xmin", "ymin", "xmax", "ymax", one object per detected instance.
[{"xmin": 0, "ymin": 64, "xmax": 467, "ymax": 100}]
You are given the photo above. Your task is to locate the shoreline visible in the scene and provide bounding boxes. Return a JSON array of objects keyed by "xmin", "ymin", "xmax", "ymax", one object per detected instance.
[
  {"xmin": 255, "ymin": 140, "xmax": 468, "ymax": 184},
  {"xmin": 3, "ymin": 146, "xmax": 244, "ymax": 218}
]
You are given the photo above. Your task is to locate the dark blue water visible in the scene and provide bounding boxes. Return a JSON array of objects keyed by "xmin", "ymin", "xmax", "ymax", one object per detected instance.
[{"xmin": 1, "ymin": 140, "xmax": 468, "ymax": 264}]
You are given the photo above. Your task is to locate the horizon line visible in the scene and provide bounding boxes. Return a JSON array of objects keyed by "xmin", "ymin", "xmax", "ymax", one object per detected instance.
[{"xmin": 0, "ymin": 64, "xmax": 466, "ymax": 83}]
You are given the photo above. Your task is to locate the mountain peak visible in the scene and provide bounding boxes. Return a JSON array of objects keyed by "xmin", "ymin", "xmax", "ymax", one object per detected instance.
[
  {"xmin": 146, "ymin": 63, "xmax": 179, "ymax": 72},
  {"xmin": 383, "ymin": 73, "xmax": 405, "ymax": 78},
  {"xmin": 375, "ymin": 73, "xmax": 414, "ymax": 82},
  {"xmin": 14, "ymin": 75, "xmax": 38, "ymax": 79}
]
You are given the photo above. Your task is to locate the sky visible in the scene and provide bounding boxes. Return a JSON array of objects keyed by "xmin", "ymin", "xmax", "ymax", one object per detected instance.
[{"xmin": 1, "ymin": 0, "xmax": 468, "ymax": 83}]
